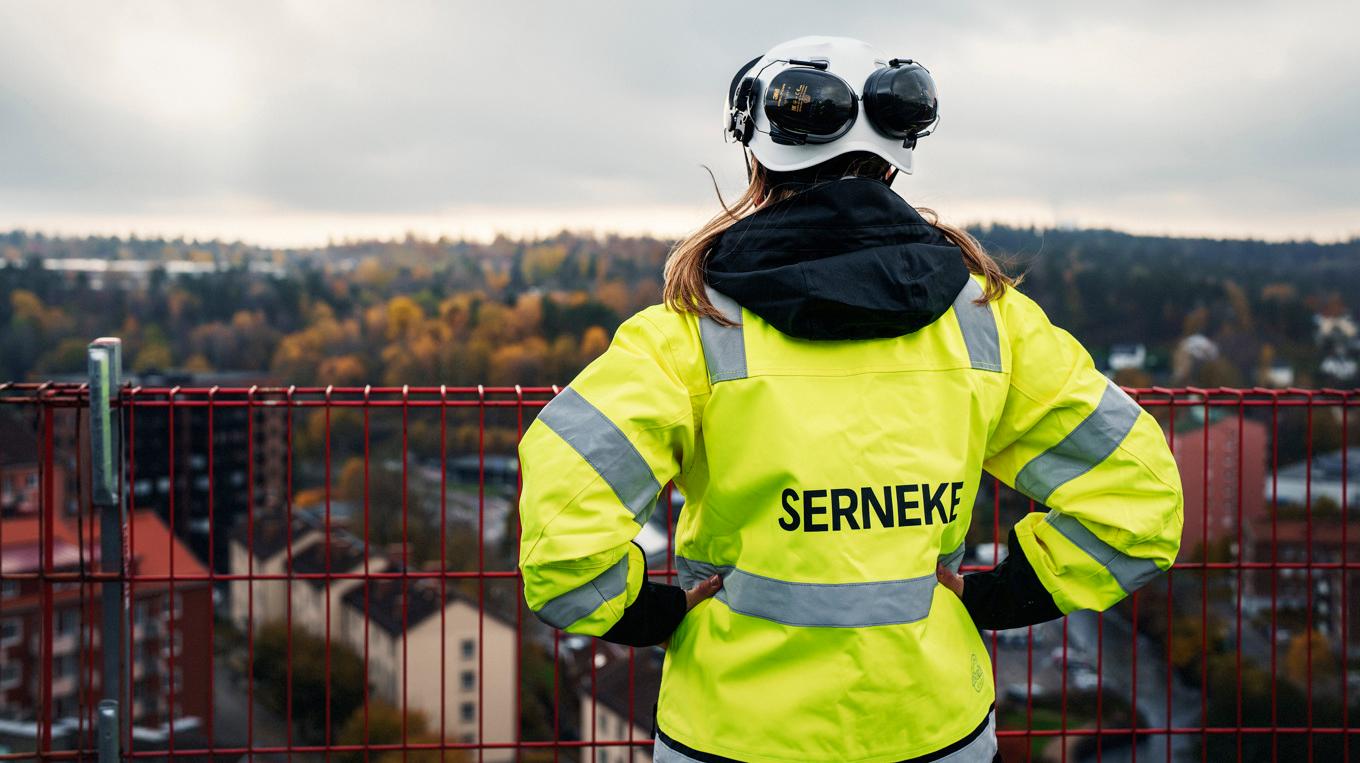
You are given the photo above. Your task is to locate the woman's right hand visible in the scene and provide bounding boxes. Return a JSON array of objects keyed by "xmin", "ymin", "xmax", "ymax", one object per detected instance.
[
  {"xmin": 662, "ymin": 574, "xmax": 723, "ymax": 650},
  {"xmin": 936, "ymin": 563, "xmax": 965, "ymax": 598}
]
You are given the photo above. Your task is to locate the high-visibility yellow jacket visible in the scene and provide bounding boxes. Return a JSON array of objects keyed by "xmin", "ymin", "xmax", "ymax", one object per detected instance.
[{"xmin": 518, "ymin": 275, "xmax": 1183, "ymax": 762}]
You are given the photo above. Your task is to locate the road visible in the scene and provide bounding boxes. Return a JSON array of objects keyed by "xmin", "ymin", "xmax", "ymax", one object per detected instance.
[
  {"xmin": 1067, "ymin": 609, "xmax": 1199, "ymax": 763},
  {"xmin": 212, "ymin": 660, "xmax": 322, "ymax": 762}
]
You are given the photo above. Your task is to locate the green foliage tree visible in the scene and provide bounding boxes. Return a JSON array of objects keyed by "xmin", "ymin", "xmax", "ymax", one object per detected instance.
[
  {"xmin": 1285, "ymin": 628, "xmax": 1337, "ymax": 689},
  {"xmin": 337, "ymin": 698, "xmax": 467, "ymax": 762},
  {"xmin": 252, "ymin": 621, "xmax": 367, "ymax": 744}
]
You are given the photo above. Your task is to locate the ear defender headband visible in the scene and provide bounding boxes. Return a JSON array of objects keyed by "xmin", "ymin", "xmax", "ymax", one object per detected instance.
[{"xmin": 726, "ymin": 55, "xmax": 939, "ymax": 149}]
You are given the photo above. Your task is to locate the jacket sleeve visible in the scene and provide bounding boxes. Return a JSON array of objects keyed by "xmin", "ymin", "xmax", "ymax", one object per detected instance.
[
  {"xmin": 982, "ymin": 288, "xmax": 1183, "ymax": 615},
  {"xmin": 518, "ymin": 310, "xmax": 698, "ymax": 636},
  {"xmin": 600, "ymin": 575, "xmax": 688, "ymax": 646}
]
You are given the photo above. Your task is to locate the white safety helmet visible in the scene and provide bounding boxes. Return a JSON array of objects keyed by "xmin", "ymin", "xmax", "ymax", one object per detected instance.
[{"xmin": 724, "ymin": 36, "xmax": 939, "ymax": 175}]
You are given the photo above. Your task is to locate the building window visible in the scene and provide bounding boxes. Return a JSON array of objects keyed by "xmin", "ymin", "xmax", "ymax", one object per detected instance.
[
  {"xmin": 460, "ymin": 670, "xmax": 475, "ymax": 691},
  {"xmin": 461, "ymin": 638, "xmax": 475, "ymax": 660},
  {"xmin": 0, "ymin": 580, "xmax": 17, "ymax": 600},
  {"xmin": 161, "ymin": 631, "xmax": 184, "ymax": 658},
  {"xmin": 57, "ymin": 608, "xmax": 80, "ymax": 636},
  {"xmin": 460, "ymin": 702, "xmax": 475, "ymax": 722},
  {"xmin": 56, "ymin": 654, "xmax": 78, "ymax": 680},
  {"xmin": 0, "ymin": 662, "xmax": 19, "ymax": 689},
  {"xmin": 0, "ymin": 618, "xmax": 19, "ymax": 647}
]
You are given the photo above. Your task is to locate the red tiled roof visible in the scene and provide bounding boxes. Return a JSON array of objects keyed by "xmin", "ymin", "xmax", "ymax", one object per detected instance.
[
  {"xmin": 123, "ymin": 511, "xmax": 210, "ymax": 580},
  {"xmin": 0, "ymin": 515, "xmax": 84, "ymax": 574},
  {"xmin": 0, "ymin": 543, "xmax": 83, "ymax": 574},
  {"xmin": 0, "ymin": 514, "xmax": 80, "ymax": 547},
  {"xmin": 0, "ymin": 510, "xmax": 208, "ymax": 580}
]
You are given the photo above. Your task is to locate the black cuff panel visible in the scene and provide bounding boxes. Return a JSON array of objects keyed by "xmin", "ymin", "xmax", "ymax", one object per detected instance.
[
  {"xmin": 599, "ymin": 581, "xmax": 687, "ymax": 647},
  {"xmin": 961, "ymin": 527, "xmax": 1064, "ymax": 630}
]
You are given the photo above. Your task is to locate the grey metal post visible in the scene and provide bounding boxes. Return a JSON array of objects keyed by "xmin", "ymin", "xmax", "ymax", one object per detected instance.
[
  {"xmin": 88, "ymin": 338, "xmax": 124, "ymax": 761},
  {"xmin": 97, "ymin": 700, "xmax": 120, "ymax": 762}
]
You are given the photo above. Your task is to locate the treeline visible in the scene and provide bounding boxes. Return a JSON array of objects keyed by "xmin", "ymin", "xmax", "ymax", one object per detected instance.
[
  {"xmin": 1, "ymin": 226, "xmax": 1357, "ymax": 390},
  {"xmin": 0, "ymin": 231, "xmax": 666, "ymax": 387},
  {"xmin": 978, "ymin": 226, "xmax": 1359, "ymax": 386}
]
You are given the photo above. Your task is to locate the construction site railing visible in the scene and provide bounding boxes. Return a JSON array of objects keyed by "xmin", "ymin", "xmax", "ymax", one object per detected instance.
[{"xmin": 0, "ymin": 376, "xmax": 1354, "ymax": 762}]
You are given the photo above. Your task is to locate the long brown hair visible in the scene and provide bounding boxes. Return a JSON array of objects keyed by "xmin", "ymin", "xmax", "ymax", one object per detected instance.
[{"xmin": 663, "ymin": 153, "xmax": 1016, "ymax": 326}]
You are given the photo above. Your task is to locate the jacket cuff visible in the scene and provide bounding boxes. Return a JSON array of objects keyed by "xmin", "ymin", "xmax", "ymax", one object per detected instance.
[
  {"xmin": 961, "ymin": 527, "xmax": 1064, "ymax": 630},
  {"xmin": 599, "ymin": 581, "xmax": 687, "ymax": 647}
]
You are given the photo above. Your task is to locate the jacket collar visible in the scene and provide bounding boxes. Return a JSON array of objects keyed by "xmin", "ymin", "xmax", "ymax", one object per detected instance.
[{"xmin": 704, "ymin": 177, "xmax": 971, "ymax": 341}]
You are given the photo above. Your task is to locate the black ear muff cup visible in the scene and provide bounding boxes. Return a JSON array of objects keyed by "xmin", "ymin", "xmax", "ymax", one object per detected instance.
[
  {"xmin": 862, "ymin": 62, "xmax": 938, "ymax": 142},
  {"xmin": 763, "ymin": 67, "xmax": 859, "ymax": 145}
]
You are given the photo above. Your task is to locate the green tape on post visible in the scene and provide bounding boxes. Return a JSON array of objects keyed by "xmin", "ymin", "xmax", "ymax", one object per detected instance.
[{"xmin": 87, "ymin": 338, "xmax": 125, "ymax": 725}]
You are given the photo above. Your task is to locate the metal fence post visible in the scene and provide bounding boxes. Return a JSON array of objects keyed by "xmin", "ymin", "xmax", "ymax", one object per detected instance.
[
  {"xmin": 88, "ymin": 338, "xmax": 124, "ymax": 761},
  {"xmin": 97, "ymin": 700, "xmax": 121, "ymax": 762}
]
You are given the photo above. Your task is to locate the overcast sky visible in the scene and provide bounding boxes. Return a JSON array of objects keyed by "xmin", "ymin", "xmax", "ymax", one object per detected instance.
[{"xmin": 1, "ymin": 1, "xmax": 1357, "ymax": 245}]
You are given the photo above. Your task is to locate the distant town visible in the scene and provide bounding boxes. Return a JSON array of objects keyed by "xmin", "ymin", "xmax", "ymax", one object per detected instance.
[{"xmin": 2, "ymin": 225, "xmax": 1358, "ymax": 760}]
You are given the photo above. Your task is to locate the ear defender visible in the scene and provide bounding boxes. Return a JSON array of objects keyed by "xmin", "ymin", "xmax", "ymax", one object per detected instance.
[
  {"xmin": 762, "ymin": 66, "xmax": 859, "ymax": 146},
  {"xmin": 721, "ymin": 40, "xmax": 940, "ymax": 174},
  {"xmin": 862, "ymin": 59, "xmax": 939, "ymax": 148},
  {"xmin": 726, "ymin": 56, "xmax": 764, "ymax": 145}
]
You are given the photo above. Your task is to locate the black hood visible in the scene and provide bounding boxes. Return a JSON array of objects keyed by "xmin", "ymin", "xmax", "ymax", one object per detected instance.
[{"xmin": 704, "ymin": 177, "xmax": 971, "ymax": 341}]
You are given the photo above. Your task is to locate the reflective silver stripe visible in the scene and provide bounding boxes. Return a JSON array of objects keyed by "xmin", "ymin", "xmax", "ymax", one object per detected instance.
[
  {"xmin": 1014, "ymin": 380, "xmax": 1142, "ymax": 504},
  {"xmin": 674, "ymin": 555, "xmax": 734, "ymax": 583},
  {"xmin": 699, "ymin": 286, "xmax": 748, "ymax": 383},
  {"xmin": 1045, "ymin": 512, "xmax": 1163, "ymax": 594},
  {"xmin": 538, "ymin": 387, "xmax": 660, "ymax": 524},
  {"xmin": 934, "ymin": 710, "xmax": 998, "ymax": 763},
  {"xmin": 676, "ymin": 556, "xmax": 935, "ymax": 628},
  {"xmin": 653, "ymin": 734, "xmax": 706, "ymax": 763},
  {"xmin": 953, "ymin": 278, "xmax": 1001, "ymax": 372},
  {"xmin": 531, "ymin": 553, "xmax": 629, "ymax": 629},
  {"xmin": 939, "ymin": 543, "xmax": 965, "ymax": 574}
]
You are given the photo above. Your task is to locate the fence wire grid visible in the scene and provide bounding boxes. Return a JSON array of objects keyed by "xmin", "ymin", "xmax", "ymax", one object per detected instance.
[{"xmin": 0, "ymin": 381, "xmax": 1356, "ymax": 762}]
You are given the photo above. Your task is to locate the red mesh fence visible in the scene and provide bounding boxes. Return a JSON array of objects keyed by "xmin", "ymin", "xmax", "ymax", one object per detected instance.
[{"xmin": 0, "ymin": 381, "xmax": 1354, "ymax": 761}]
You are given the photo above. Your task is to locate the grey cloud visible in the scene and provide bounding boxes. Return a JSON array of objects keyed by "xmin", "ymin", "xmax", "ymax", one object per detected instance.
[{"xmin": 0, "ymin": 0, "xmax": 1355, "ymax": 238}]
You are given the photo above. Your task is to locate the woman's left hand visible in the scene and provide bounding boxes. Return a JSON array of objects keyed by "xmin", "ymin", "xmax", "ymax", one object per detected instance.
[{"xmin": 936, "ymin": 564, "xmax": 964, "ymax": 598}]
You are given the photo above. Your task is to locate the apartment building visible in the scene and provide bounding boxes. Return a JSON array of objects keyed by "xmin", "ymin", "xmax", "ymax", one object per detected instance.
[
  {"xmin": 338, "ymin": 574, "xmax": 517, "ymax": 760},
  {"xmin": 578, "ymin": 648, "xmax": 660, "ymax": 763},
  {"xmin": 0, "ymin": 511, "xmax": 211, "ymax": 727}
]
